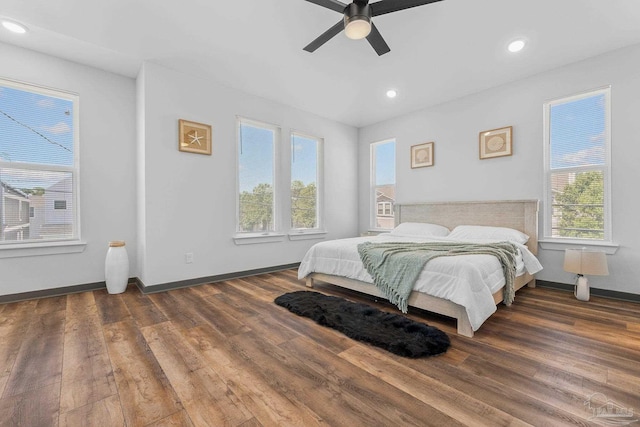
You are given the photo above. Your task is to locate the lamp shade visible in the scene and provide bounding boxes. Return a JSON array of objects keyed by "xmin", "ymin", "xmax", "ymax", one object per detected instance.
[{"xmin": 563, "ymin": 249, "xmax": 609, "ymax": 276}]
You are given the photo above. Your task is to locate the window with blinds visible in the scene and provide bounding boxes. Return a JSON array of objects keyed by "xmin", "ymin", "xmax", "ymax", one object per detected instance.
[
  {"xmin": 291, "ymin": 132, "xmax": 322, "ymax": 231},
  {"xmin": 544, "ymin": 87, "xmax": 610, "ymax": 240},
  {"xmin": 237, "ymin": 117, "xmax": 279, "ymax": 233},
  {"xmin": 0, "ymin": 79, "xmax": 79, "ymax": 244},
  {"xmin": 370, "ymin": 139, "xmax": 396, "ymax": 230}
]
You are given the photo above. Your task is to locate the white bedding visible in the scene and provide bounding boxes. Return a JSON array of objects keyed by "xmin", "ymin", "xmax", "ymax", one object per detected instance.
[{"xmin": 298, "ymin": 234, "xmax": 543, "ymax": 331}]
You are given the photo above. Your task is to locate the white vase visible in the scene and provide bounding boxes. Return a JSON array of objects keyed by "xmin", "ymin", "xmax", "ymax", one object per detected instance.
[{"xmin": 105, "ymin": 241, "xmax": 129, "ymax": 294}]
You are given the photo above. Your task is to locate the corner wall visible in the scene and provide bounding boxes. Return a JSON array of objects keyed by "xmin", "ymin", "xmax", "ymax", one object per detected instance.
[
  {"xmin": 358, "ymin": 44, "xmax": 640, "ymax": 294},
  {"xmin": 137, "ymin": 62, "xmax": 359, "ymax": 287}
]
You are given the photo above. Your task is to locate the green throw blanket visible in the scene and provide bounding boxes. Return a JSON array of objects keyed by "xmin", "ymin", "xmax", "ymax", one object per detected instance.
[{"xmin": 357, "ymin": 241, "xmax": 519, "ymax": 313}]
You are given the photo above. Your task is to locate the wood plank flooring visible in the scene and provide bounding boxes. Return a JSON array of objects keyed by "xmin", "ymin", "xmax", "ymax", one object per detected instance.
[{"xmin": 1, "ymin": 269, "xmax": 639, "ymax": 426}]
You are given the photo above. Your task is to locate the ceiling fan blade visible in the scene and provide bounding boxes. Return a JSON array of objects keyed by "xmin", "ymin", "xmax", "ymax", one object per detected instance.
[
  {"xmin": 371, "ymin": 0, "xmax": 444, "ymax": 17},
  {"xmin": 303, "ymin": 20, "xmax": 345, "ymax": 53},
  {"xmin": 304, "ymin": 0, "xmax": 349, "ymax": 13},
  {"xmin": 366, "ymin": 23, "xmax": 390, "ymax": 56}
]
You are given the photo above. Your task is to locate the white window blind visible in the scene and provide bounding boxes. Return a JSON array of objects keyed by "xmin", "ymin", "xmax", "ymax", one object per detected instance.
[
  {"xmin": 544, "ymin": 87, "xmax": 610, "ymax": 240},
  {"xmin": 0, "ymin": 79, "xmax": 79, "ymax": 244}
]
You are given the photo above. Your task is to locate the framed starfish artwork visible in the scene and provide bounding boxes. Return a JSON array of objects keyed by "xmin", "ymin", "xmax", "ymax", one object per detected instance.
[{"xmin": 178, "ymin": 119, "xmax": 212, "ymax": 155}]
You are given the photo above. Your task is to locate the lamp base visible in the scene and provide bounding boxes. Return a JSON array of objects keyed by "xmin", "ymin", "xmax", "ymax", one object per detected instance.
[{"xmin": 575, "ymin": 275, "xmax": 590, "ymax": 301}]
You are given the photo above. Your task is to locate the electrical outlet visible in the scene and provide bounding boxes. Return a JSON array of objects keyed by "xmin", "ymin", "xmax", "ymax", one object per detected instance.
[{"xmin": 185, "ymin": 252, "xmax": 194, "ymax": 264}]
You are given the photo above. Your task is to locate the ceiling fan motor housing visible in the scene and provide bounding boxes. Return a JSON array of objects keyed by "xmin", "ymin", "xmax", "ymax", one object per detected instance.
[{"xmin": 344, "ymin": 2, "xmax": 372, "ymax": 26}]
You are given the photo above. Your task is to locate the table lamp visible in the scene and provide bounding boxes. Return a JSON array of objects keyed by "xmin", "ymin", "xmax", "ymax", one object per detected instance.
[{"xmin": 563, "ymin": 249, "xmax": 609, "ymax": 301}]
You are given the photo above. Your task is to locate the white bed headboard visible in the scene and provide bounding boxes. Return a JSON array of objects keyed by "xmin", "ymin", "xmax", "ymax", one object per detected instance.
[{"xmin": 395, "ymin": 200, "xmax": 539, "ymax": 255}]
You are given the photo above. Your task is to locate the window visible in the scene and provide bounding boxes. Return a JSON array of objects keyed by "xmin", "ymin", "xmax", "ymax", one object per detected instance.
[
  {"xmin": 237, "ymin": 117, "xmax": 279, "ymax": 234},
  {"xmin": 235, "ymin": 120, "xmax": 326, "ymax": 243},
  {"xmin": 370, "ymin": 139, "xmax": 396, "ymax": 230},
  {"xmin": 377, "ymin": 201, "xmax": 392, "ymax": 216},
  {"xmin": 54, "ymin": 200, "xmax": 67, "ymax": 210},
  {"xmin": 291, "ymin": 132, "xmax": 322, "ymax": 231},
  {"xmin": 0, "ymin": 79, "xmax": 78, "ymax": 244},
  {"xmin": 544, "ymin": 87, "xmax": 610, "ymax": 241}
]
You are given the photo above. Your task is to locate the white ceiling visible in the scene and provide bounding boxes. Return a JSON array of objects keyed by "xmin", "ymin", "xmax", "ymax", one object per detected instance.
[{"xmin": 2, "ymin": 0, "xmax": 640, "ymax": 127}]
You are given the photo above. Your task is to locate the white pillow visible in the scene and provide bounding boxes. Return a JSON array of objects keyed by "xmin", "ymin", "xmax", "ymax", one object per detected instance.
[
  {"xmin": 389, "ymin": 222, "xmax": 450, "ymax": 237},
  {"xmin": 448, "ymin": 225, "xmax": 529, "ymax": 244}
]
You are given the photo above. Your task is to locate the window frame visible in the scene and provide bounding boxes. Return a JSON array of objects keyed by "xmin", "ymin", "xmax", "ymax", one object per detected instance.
[
  {"xmin": 0, "ymin": 77, "xmax": 82, "ymax": 255},
  {"xmin": 234, "ymin": 116, "xmax": 283, "ymax": 243},
  {"xmin": 289, "ymin": 130, "xmax": 324, "ymax": 234},
  {"xmin": 542, "ymin": 86, "xmax": 612, "ymax": 244},
  {"xmin": 369, "ymin": 138, "xmax": 396, "ymax": 231}
]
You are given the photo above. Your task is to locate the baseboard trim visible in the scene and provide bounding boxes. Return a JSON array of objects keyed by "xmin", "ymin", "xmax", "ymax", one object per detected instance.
[
  {"xmin": 0, "ymin": 263, "xmax": 301, "ymax": 304},
  {"xmin": 537, "ymin": 280, "xmax": 640, "ymax": 303},
  {"xmin": 136, "ymin": 263, "xmax": 301, "ymax": 294},
  {"xmin": 0, "ymin": 278, "xmax": 133, "ymax": 304},
  {"xmin": 1, "ymin": 270, "xmax": 636, "ymax": 305}
]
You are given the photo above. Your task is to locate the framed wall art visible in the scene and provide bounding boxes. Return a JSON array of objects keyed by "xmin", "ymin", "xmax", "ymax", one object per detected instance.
[
  {"xmin": 479, "ymin": 126, "xmax": 512, "ymax": 159},
  {"xmin": 411, "ymin": 142, "xmax": 434, "ymax": 168},
  {"xmin": 178, "ymin": 119, "xmax": 212, "ymax": 155}
]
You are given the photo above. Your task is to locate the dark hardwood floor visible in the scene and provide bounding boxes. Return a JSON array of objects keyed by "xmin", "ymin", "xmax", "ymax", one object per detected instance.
[{"xmin": 0, "ymin": 269, "xmax": 639, "ymax": 426}]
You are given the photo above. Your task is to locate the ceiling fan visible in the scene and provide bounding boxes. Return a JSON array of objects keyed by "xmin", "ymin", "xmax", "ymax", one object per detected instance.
[{"xmin": 303, "ymin": 0, "xmax": 444, "ymax": 56}]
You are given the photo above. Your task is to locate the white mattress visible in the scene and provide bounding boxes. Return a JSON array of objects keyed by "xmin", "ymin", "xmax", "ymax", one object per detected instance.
[{"xmin": 298, "ymin": 234, "xmax": 543, "ymax": 331}]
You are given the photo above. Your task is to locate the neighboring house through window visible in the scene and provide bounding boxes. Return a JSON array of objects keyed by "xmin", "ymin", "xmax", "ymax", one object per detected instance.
[
  {"xmin": 371, "ymin": 139, "xmax": 396, "ymax": 230},
  {"xmin": 0, "ymin": 78, "xmax": 79, "ymax": 244},
  {"xmin": 543, "ymin": 87, "xmax": 611, "ymax": 241},
  {"xmin": 291, "ymin": 131, "xmax": 323, "ymax": 231}
]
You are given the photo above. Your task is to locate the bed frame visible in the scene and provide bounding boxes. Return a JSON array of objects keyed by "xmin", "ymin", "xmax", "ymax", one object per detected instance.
[{"xmin": 304, "ymin": 200, "xmax": 539, "ymax": 338}]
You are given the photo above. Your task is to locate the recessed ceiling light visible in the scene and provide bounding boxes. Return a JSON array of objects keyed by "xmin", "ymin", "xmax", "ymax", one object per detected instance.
[
  {"xmin": 386, "ymin": 89, "xmax": 397, "ymax": 99},
  {"xmin": 1, "ymin": 20, "xmax": 28, "ymax": 34},
  {"xmin": 508, "ymin": 39, "xmax": 525, "ymax": 53}
]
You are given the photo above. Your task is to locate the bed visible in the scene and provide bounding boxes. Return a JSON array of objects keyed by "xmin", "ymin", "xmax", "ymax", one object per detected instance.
[{"xmin": 299, "ymin": 200, "xmax": 541, "ymax": 337}]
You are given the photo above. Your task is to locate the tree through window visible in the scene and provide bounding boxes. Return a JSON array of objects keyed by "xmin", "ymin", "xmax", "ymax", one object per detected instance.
[{"xmin": 291, "ymin": 132, "xmax": 322, "ymax": 230}]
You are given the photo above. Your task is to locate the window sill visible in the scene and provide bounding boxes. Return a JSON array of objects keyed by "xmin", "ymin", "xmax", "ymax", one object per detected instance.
[
  {"xmin": 288, "ymin": 230, "xmax": 327, "ymax": 241},
  {"xmin": 538, "ymin": 239, "xmax": 619, "ymax": 254},
  {"xmin": 0, "ymin": 240, "xmax": 87, "ymax": 259},
  {"xmin": 233, "ymin": 233, "xmax": 285, "ymax": 245}
]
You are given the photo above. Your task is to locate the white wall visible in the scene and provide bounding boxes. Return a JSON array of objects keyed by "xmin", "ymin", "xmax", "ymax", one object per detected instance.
[
  {"xmin": 0, "ymin": 44, "xmax": 357, "ymax": 296},
  {"xmin": 0, "ymin": 42, "xmax": 137, "ymax": 295},
  {"xmin": 138, "ymin": 62, "xmax": 358, "ymax": 287},
  {"xmin": 7, "ymin": 37, "xmax": 635, "ymax": 297},
  {"xmin": 359, "ymin": 44, "xmax": 640, "ymax": 295}
]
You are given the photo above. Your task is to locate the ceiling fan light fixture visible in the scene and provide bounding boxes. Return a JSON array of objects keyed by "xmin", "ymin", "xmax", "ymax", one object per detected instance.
[
  {"xmin": 344, "ymin": 2, "xmax": 372, "ymax": 40},
  {"xmin": 345, "ymin": 18, "xmax": 371, "ymax": 40}
]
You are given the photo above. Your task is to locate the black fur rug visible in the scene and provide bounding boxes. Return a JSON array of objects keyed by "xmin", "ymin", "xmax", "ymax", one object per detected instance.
[{"xmin": 274, "ymin": 291, "xmax": 450, "ymax": 358}]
